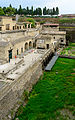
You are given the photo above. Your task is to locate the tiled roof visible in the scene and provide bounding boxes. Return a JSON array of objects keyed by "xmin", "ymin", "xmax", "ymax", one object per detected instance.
[{"xmin": 43, "ymin": 24, "xmax": 59, "ymax": 26}]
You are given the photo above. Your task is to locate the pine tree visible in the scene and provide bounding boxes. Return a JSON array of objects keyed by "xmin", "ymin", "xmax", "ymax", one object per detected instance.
[
  {"xmin": 31, "ymin": 6, "xmax": 33, "ymax": 16},
  {"xmin": 43, "ymin": 7, "xmax": 47, "ymax": 15},
  {"xmin": 9, "ymin": 4, "xmax": 12, "ymax": 8},
  {"xmin": 56, "ymin": 7, "xmax": 59, "ymax": 15},
  {"xmin": 53, "ymin": 7, "xmax": 56, "ymax": 15}
]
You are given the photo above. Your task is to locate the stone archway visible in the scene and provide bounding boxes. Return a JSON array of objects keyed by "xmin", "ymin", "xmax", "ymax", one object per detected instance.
[
  {"xmin": 29, "ymin": 41, "xmax": 32, "ymax": 49},
  {"xmin": 25, "ymin": 43, "xmax": 28, "ymax": 50}
]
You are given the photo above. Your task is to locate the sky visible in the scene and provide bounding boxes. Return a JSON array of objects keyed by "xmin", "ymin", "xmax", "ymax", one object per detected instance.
[{"xmin": 0, "ymin": 0, "xmax": 75, "ymax": 14}]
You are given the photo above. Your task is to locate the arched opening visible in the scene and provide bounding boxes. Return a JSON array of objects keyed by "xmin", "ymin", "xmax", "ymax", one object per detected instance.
[
  {"xmin": 23, "ymin": 26, "xmax": 25, "ymax": 29},
  {"xmin": 13, "ymin": 26, "xmax": 15, "ymax": 30},
  {"xmin": 28, "ymin": 24, "xmax": 30, "ymax": 28},
  {"xmin": 29, "ymin": 41, "xmax": 32, "ymax": 49},
  {"xmin": 20, "ymin": 26, "xmax": 21, "ymax": 29},
  {"xmin": 33, "ymin": 42, "xmax": 35, "ymax": 48},
  {"xmin": 25, "ymin": 43, "xmax": 28, "ymax": 50},
  {"xmin": 46, "ymin": 44, "xmax": 49, "ymax": 49},
  {"xmin": 17, "ymin": 26, "xmax": 19, "ymax": 30}
]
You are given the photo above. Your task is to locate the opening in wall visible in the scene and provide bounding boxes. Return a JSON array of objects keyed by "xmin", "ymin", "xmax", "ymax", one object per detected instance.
[
  {"xmin": 46, "ymin": 44, "xmax": 49, "ymax": 49},
  {"xmin": 61, "ymin": 40, "xmax": 63, "ymax": 42}
]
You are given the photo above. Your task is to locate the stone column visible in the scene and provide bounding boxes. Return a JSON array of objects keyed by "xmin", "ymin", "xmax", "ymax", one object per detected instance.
[
  {"xmin": 30, "ymin": 24, "xmax": 31, "ymax": 29},
  {"xmin": 27, "ymin": 24, "xmax": 28, "ymax": 29}
]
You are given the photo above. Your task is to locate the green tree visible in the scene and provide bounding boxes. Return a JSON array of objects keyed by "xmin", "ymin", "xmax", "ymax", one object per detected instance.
[
  {"xmin": 49, "ymin": 9, "xmax": 53, "ymax": 16},
  {"xmin": 18, "ymin": 5, "xmax": 23, "ymax": 15},
  {"xmin": 22, "ymin": 8, "xmax": 27, "ymax": 15},
  {"xmin": 9, "ymin": 4, "xmax": 12, "ymax": 8},
  {"xmin": 3, "ymin": 7, "xmax": 6, "ymax": 14},
  {"xmin": 56, "ymin": 7, "xmax": 59, "ymax": 15},
  {"xmin": 35, "ymin": 8, "xmax": 38, "ymax": 15},
  {"xmin": 27, "ymin": 18, "xmax": 35, "ymax": 27},
  {"xmin": 26, "ymin": 6, "xmax": 30, "ymax": 15},
  {"xmin": 14, "ymin": 8, "xmax": 18, "ymax": 14},
  {"xmin": 37, "ymin": 7, "xmax": 42, "ymax": 15},
  {"xmin": 53, "ymin": 7, "xmax": 56, "ymax": 15},
  {"xmin": 46, "ymin": 9, "xmax": 50, "ymax": 15},
  {"xmin": 43, "ymin": 7, "xmax": 47, "ymax": 15},
  {"xmin": 31, "ymin": 6, "xmax": 33, "ymax": 16},
  {"xmin": 0, "ymin": 8, "xmax": 5, "ymax": 15},
  {"xmin": 6, "ymin": 7, "xmax": 15, "ymax": 16}
]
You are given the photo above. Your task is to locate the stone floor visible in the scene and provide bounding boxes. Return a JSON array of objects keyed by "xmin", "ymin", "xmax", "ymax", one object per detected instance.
[{"xmin": 0, "ymin": 49, "xmax": 46, "ymax": 86}]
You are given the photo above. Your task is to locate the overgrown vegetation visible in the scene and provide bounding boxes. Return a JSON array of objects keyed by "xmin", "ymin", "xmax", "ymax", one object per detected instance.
[
  {"xmin": 27, "ymin": 18, "xmax": 35, "ymax": 28},
  {"xmin": 15, "ymin": 58, "xmax": 75, "ymax": 120},
  {"xmin": 59, "ymin": 18, "xmax": 75, "ymax": 24},
  {"xmin": 61, "ymin": 42, "xmax": 75, "ymax": 56}
]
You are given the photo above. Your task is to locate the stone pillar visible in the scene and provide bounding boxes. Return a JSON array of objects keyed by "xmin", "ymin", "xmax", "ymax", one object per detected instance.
[
  {"xmin": 27, "ymin": 24, "xmax": 28, "ymax": 29},
  {"xmin": 30, "ymin": 24, "xmax": 31, "ymax": 29}
]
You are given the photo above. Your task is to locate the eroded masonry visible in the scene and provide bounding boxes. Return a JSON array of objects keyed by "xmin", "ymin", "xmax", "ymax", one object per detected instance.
[{"xmin": 0, "ymin": 16, "xmax": 66, "ymax": 120}]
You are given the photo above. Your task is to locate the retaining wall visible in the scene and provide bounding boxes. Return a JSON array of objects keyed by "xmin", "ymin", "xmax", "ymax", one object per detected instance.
[{"xmin": 0, "ymin": 59, "xmax": 42, "ymax": 120}]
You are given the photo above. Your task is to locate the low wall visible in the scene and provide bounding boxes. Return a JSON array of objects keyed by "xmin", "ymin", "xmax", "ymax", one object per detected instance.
[
  {"xmin": 59, "ymin": 55, "xmax": 75, "ymax": 59},
  {"xmin": 0, "ymin": 59, "xmax": 42, "ymax": 120}
]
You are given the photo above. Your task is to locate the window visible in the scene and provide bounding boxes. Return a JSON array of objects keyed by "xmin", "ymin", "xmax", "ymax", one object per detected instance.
[
  {"xmin": 6, "ymin": 24, "xmax": 10, "ymax": 30},
  {"xmin": 60, "ymin": 38, "xmax": 64, "ymax": 42},
  {"xmin": 54, "ymin": 37, "xmax": 55, "ymax": 39},
  {"xmin": 61, "ymin": 40, "xmax": 63, "ymax": 42}
]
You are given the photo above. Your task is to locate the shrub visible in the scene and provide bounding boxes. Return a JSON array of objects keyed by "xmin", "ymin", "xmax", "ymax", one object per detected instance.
[{"xmin": 27, "ymin": 18, "xmax": 35, "ymax": 28}]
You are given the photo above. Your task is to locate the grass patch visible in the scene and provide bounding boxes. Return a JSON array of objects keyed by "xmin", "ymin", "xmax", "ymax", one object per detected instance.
[
  {"xmin": 15, "ymin": 58, "xmax": 75, "ymax": 120},
  {"xmin": 61, "ymin": 42, "xmax": 75, "ymax": 56}
]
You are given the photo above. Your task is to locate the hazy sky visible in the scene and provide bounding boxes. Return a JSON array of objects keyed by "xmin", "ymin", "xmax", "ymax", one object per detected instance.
[{"xmin": 0, "ymin": 0, "xmax": 75, "ymax": 14}]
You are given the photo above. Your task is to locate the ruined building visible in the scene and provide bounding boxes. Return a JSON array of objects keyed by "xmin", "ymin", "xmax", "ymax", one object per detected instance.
[
  {"xmin": 0, "ymin": 17, "xmax": 66, "ymax": 64},
  {"xmin": 0, "ymin": 16, "xmax": 66, "ymax": 120}
]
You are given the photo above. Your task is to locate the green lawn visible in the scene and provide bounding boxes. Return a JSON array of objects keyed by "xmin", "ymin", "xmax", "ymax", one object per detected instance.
[
  {"xmin": 15, "ymin": 58, "xmax": 75, "ymax": 120},
  {"xmin": 61, "ymin": 43, "xmax": 75, "ymax": 56}
]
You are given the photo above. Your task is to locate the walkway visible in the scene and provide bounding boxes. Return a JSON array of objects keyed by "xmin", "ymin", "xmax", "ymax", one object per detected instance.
[{"xmin": 45, "ymin": 53, "xmax": 59, "ymax": 71}]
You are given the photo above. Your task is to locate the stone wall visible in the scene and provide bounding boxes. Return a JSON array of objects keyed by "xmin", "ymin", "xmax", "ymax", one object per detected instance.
[
  {"xmin": 0, "ymin": 59, "xmax": 42, "ymax": 120},
  {"xmin": 59, "ymin": 24, "xmax": 75, "ymax": 43},
  {"xmin": 0, "ymin": 29, "xmax": 40, "ymax": 63},
  {"xmin": 0, "ymin": 29, "xmax": 39, "ymax": 41}
]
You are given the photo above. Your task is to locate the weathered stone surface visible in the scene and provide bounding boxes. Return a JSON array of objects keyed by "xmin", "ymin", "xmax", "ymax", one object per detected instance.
[{"xmin": 0, "ymin": 59, "xmax": 42, "ymax": 120}]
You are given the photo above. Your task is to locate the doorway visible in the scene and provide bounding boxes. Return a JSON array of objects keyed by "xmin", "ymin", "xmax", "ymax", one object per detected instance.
[
  {"xmin": 46, "ymin": 44, "xmax": 49, "ymax": 49},
  {"xmin": 9, "ymin": 50, "xmax": 12, "ymax": 62},
  {"xmin": 17, "ymin": 49, "xmax": 19, "ymax": 55}
]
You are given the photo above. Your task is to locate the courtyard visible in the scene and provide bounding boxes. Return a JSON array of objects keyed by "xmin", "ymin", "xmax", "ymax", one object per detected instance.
[{"xmin": 15, "ymin": 57, "xmax": 75, "ymax": 120}]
